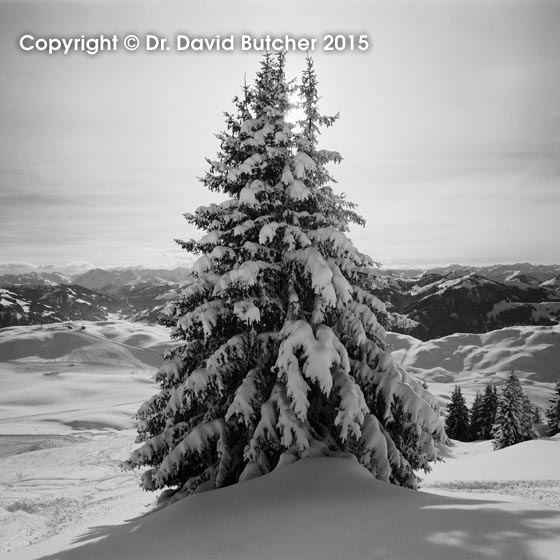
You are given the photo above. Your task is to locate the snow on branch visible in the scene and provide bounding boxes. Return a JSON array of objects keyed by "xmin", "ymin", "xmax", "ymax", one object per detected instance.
[
  {"xmin": 155, "ymin": 419, "xmax": 227, "ymax": 488},
  {"xmin": 233, "ymin": 299, "xmax": 261, "ymax": 325},
  {"xmin": 359, "ymin": 414, "xmax": 391, "ymax": 481},
  {"xmin": 225, "ymin": 368, "xmax": 261, "ymax": 426},
  {"xmin": 213, "ymin": 260, "xmax": 279, "ymax": 294},
  {"xmin": 239, "ymin": 179, "xmax": 266, "ymax": 206},
  {"xmin": 286, "ymin": 179, "xmax": 312, "ymax": 201},
  {"xmin": 332, "ymin": 367, "xmax": 368, "ymax": 442},
  {"xmin": 275, "ymin": 321, "xmax": 355, "ymax": 422},
  {"xmin": 177, "ymin": 300, "xmax": 230, "ymax": 339},
  {"xmin": 293, "ymin": 151, "xmax": 316, "ymax": 178},
  {"xmin": 287, "ymin": 247, "xmax": 337, "ymax": 306}
]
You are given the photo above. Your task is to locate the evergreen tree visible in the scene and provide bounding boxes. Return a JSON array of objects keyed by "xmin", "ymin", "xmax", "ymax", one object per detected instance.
[
  {"xmin": 532, "ymin": 405, "xmax": 542, "ymax": 425},
  {"xmin": 521, "ymin": 393, "xmax": 536, "ymax": 438},
  {"xmin": 445, "ymin": 386, "xmax": 471, "ymax": 441},
  {"xmin": 492, "ymin": 373, "xmax": 535, "ymax": 450},
  {"xmin": 480, "ymin": 383, "xmax": 498, "ymax": 439},
  {"xmin": 469, "ymin": 392, "xmax": 485, "ymax": 440},
  {"xmin": 545, "ymin": 380, "xmax": 560, "ymax": 436},
  {"xmin": 124, "ymin": 54, "xmax": 446, "ymax": 496}
]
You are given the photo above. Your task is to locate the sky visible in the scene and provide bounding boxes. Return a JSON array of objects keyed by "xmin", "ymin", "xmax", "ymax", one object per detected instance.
[{"xmin": 1, "ymin": 0, "xmax": 559, "ymax": 272}]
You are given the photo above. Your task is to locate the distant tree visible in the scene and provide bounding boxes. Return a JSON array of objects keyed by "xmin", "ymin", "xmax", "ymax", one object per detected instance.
[
  {"xmin": 469, "ymin": 392, "xmax": 485, "ymax": 440},
  {"xmin": 532, "ymin": 405, "xmax": 542, "ymax": 425},
  {"xmin": 480, "ymin": 383, "xmax": 498, "ymax": 439},
  {"xmin": 545, "ymin": 380, "xmax": 560, "ymax": 436},
  {"xmin": 521, "ymin": 393, "xmax": 537, "ymax": 438},
  {"xmin": 445, "ymin": 386, "xmax": 471, "ymax": 441},
  {"xmin": 492, "ymin": 373, "xmax": 535, "ymax": 450}
]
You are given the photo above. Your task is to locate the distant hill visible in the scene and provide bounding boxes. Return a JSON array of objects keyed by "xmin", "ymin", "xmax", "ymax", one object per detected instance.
[
  {"xmin": 0, "ymin": 320, "xmax": 176, "ymax": 432},
  {"xmin": 388, "ymin": 324, "xmax": 560, "ymax": 409},
  {"xmin": 0, "ymin": 320, "xmax": 173, "ymax": 368}
]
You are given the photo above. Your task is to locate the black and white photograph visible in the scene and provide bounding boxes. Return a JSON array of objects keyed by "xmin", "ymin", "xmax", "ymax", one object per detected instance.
[{"xmin": 1, "ymin": 1, "xmax": 560, "ymax": 558}]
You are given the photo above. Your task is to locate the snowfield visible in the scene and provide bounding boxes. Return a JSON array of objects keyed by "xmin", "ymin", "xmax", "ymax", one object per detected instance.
[
  {"xmin": 422, "ymin": 437, "xmax": 560, "ymax": 509},
  {"xmin": 0, "ymin": 430, "xmax": 157, "ymax": 556},
  {"xmin": 4, "ymin": 449, "xmax": 560, "ymax": 560},
  {"xmin": 1, "ymin": 320, "xmax": 559, "ymax": 559}
]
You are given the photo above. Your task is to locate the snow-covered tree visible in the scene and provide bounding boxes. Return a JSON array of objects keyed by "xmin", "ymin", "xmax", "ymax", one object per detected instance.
[
  {"xmin": 124, "ymin": 54, "xmax": 446, "ymax": 497},
  {"xmin": 469, "ymin": 392, "xmax": 485, "ymax": 440},
  {"xmin": 445, "ymin": 386, "xmax": 470, "ymax": 441},
  {"xmin": 545, "ymin": 380, "xmax": 560, "ymax": 436},
  {"xmin": 492, "ymin": 372, "xmax": 535, "ymax": 450},
  {"xmin": 532, "ymin": 404, "xmax": 542, "ymax": 425},
  {"xmin": 479, "ymin": 383, "xmax": 498, "ymax": 439}
]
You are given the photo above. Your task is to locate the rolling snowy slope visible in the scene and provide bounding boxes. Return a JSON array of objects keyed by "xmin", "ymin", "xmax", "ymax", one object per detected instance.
[
  {"xmin": 387, "ymin": 324, "xmax": 560, "ymax": 409},
  {"xmin": 0, "ymin": 320, "xmax": 173, "ymax": 434}
]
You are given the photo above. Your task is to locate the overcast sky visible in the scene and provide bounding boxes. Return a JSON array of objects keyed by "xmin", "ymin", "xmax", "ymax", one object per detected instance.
[{"xmin": 1, "ymin": 0, "xmax": 559, "ymax": 271}]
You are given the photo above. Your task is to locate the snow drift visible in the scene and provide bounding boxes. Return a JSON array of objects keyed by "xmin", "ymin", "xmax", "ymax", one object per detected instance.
[{"xmin": 15, "ymin": 455, "xmax": 560, "ymax": 560}]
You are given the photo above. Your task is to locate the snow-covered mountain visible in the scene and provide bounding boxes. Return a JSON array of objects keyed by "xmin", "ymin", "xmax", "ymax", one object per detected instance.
[
  {"xmin": 0, "ymin": 285, "xmax": 119, "ymax": 328},
  {"xmin": 0, "ymin": 271, "xmax": 73, "ymax": 287},
  {"xmin": 390, "ymin": 263, "xmax": 560, "ymax": 284},
  {"xmin": 2, "ymin": 264, "xmax": 559, "ymax": 339},
  {"xmin": 0, "ymin": 267, "xmax": 187, "ymax": 328},
  {"xmin": 378, "ymin": 269, "xmax": 560, "ymax": 340},
  {"xmin": 72, "ymin": 267, "xmax": 190, "ymax": 292}
]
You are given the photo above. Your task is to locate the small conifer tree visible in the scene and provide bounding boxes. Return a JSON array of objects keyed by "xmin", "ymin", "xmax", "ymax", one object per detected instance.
[
  {"xmin": 532, "ymin": 405, "xmax": 542, "ymax": 425},
  {"xmin": 480, "ymin": 383, "xmax": 498, "ymax": 439},
  {"xmin": 492, "ymin": 372, "xmax": 535, "ymax": 450},
  {"xmin": 124, "ymin": 54, "xmax": 446, "ymax": 496},
  {"xmin": 545, "ymin": 380, "xmax": 560, "ymax": 436},
  {"xmin": 445, "ymin": 386, "xmax": 471, "ymax": 441},
  {"xmin": 469, "ymin": 392, "xmax": 485, "ymax": 440}
]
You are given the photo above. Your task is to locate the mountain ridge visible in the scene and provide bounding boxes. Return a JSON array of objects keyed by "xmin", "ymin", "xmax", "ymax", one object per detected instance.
[{"xmin": 1, "ymin": 263, "xmax": 559, "ymax": 337}]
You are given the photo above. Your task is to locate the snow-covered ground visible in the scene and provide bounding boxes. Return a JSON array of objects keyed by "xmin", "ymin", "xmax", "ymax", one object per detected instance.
[
  {"xmin": 3, "ymin": 444, "xmax": 560, "ymax": 560},
  {"xmin": 422, "ymin": 437, "xmax": 560, "ymax": 508},
  {"xmin": 0, "ymin": 430, "xmax": 157, "ymax": 556},
  {"xmin": 1, "ymin": 320, "xmax": 559, "ymax": 559},
  {"xmin": 0, "ymin": 320, "xmax": 173, "ymax": 555}
]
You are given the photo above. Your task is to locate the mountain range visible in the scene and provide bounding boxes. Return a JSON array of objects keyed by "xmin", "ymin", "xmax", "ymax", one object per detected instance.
[{"xmin": 1, "ymin": 263, "xmax": 559, "ymax": 339}]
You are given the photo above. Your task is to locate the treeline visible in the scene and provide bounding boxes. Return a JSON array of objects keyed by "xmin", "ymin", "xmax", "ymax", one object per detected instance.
[{"xmin": 444, "ymin": 373, "xmax": 560, "ymax": 450}]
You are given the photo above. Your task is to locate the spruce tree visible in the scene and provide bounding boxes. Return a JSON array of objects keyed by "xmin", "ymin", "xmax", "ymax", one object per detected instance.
[
  {"xmin": 480, "ymin": 383, "xmax": 498, "ymax": 439},
  {"xmin": 469, "ymin": 392, "xmax": 485, "ymax": 440},
  {"xmin": 532, "ymin": 405, "xmax": 542, "ymax": 425},
  {"xmin": 445, "ymin": 386, "xmax": 471, "ymax": 441},
  {"xmin": 124, "ymin": 54, "xmax": 446, "ymax": 496},
  {"xmin": 492, "ymin": 372, "xmax": 535, "ymax": 450},
  {"xmin": 546, "ymin": 380, "xmax": 560, "ymax": 436}
]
